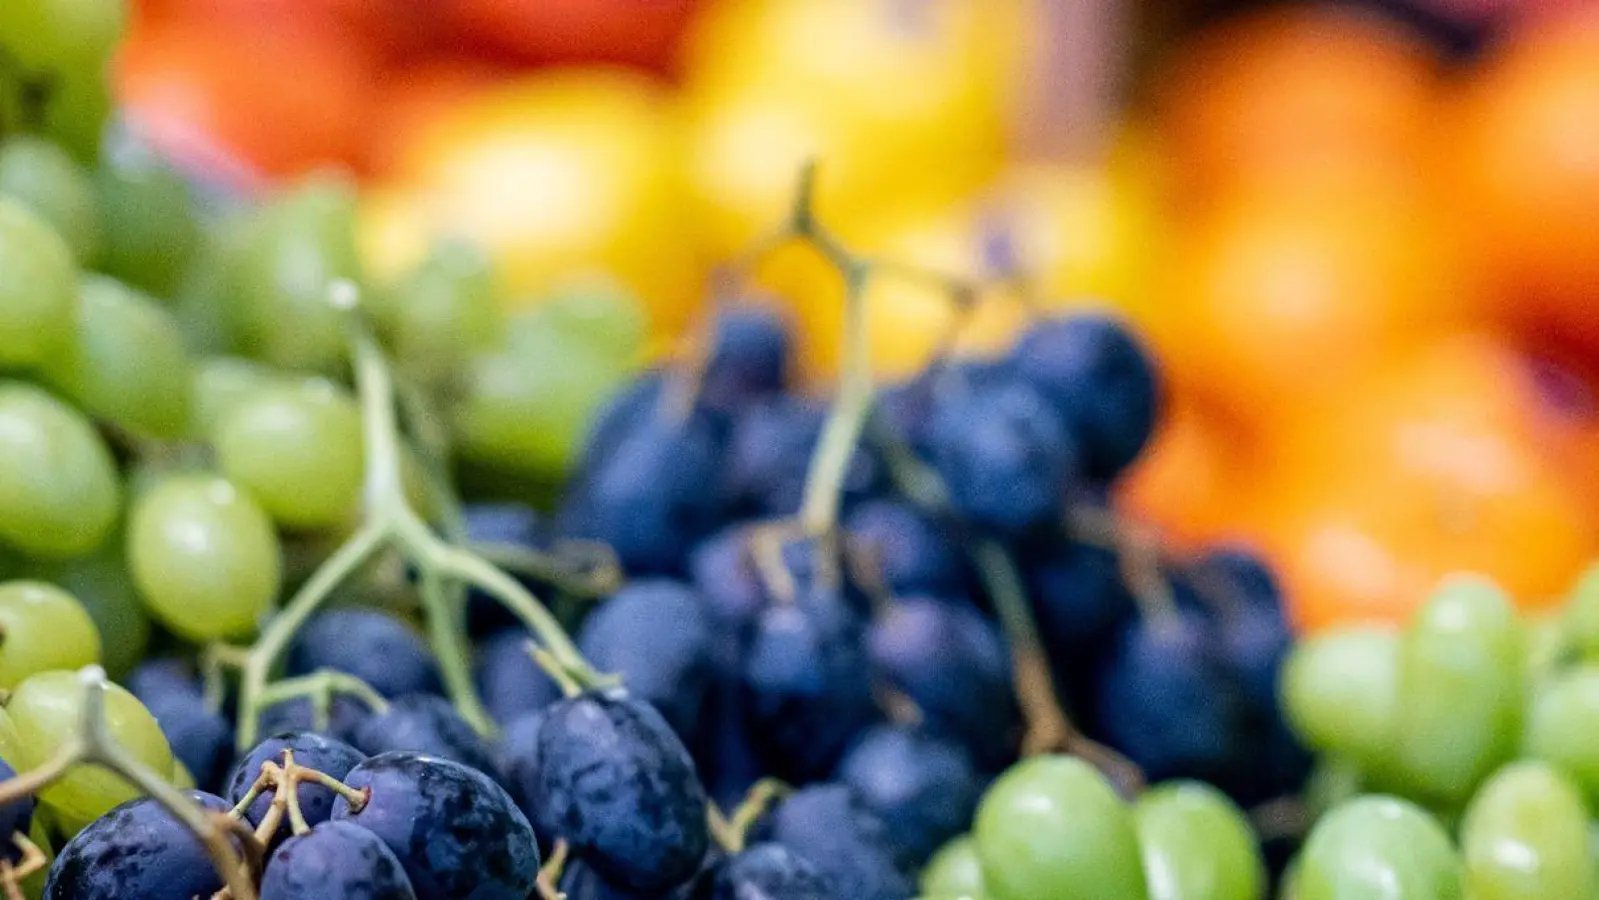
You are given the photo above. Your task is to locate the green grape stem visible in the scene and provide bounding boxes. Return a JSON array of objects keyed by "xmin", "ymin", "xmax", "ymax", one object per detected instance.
[
  {"xmin": 535, "ymin": 838, "xmax": 570, "ymax": 900},
  {"xmin": 256, "ymin": 669, "xmax": 391, "ymax": 732},
  {"xmin": 233, "ymin": 304, "xmax": 602, "ymax": 750},
  {"xmin": 718, "ymin": 778, "xmax": 794, "ymax": 854},
  {"xmin": 0, "ymin": 666, "xmax": 258, "ymax": 900}
]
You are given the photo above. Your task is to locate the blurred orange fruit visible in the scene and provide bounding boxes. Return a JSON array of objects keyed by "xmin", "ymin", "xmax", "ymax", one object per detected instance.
[
  {"xmin": 1254, "ymin": 332, "xmax": 1599, "ymax": 631},
  {"xmin": 1152, "ymin": 4, "xmax": 1439, "ymax": 212},
  {"xmin": 438, "ymin": 0, "xmax": 702, "ymax": 73},
  {"xmin": 116, "ymin": 17, "xmax": 377, "ymax": 178},
  {"xmin": 1449, "ymin": 7, "xmax": 1599, "ymax": 360},
  {"xmin": 362, "ymin": 57, "xmax": 509, "ymax": 176},
  {"xmin": 1149, "ymin": 174, "xmax": 1466, "ymax": 434},
  {"xmin": 1117, "ymin": 396, "xmax": 1263, "ymax": 551},
  {"xmin": 357, "ymin": 69, "xmax": 700, "ymax": 336}
]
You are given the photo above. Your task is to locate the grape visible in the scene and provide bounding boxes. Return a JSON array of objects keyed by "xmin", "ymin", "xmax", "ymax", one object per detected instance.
[
  {"xmin": 333, "ymin": 752, "xmax": 539, "ymax": 900},
  {"xmin": 0, "ymin": 757, "xmax": 34, "ymax": 859},
  {"xmin": 260, "ymin": 820, "xmax": 419, "ymax": 900},
  {"xmin": 514, "ymin": 281, "xmax": 647, "ymax": 361},
  {"xmin": 529, "ymin": 692, "xmax": 709, "ymax": 892},
  {"xmin": 474, "ymin": 628, "xmax": 560, "ymax": 727},
  {"xmin": 37, "ymin": 274, "xmax": 192, "ymax": 438},
  {"xmin": 369, "ymin": 239, "xmax": 502, "ymax": 385},
  {"xmin": 226, "ymin": 732, "xmax": 367, "ymax": 847},
  {"xmin": 712, "ymin": 843, "xmax": 833, "ymax": 900},
  {"xmin": 6, "ymin": 670, "xmax": 173, "ymax": 837},
  {"xmin": 286, "ymin": 608, "xmax": 442, "ymax": 700},
  {"xmin": 350, "ymin": 695, "xmax": 500, "ymax": 780},
  {"xmin": 757, "ymin": 783, "xmax": 911, "ymax": 900},
  {"xmin": 1392, "ymin": 576, "xmax": 1523, "ymax": 803},
  {"xmin": 1564, "ymin": 563, "xmax": 1599, "ymax": 663},
  {"xmin": 92, "ymin": 152, "xmax": 200, "ymax": 296},
  {"xmin": 973, "ymin": 755, "xmax": 1148, "ymax": 900},
  {"xmin": 1460, "ymin": 761, "xmax": 1596, "ymax": 900},
  {"xmin": 1295, "ymin": 796, "xmax": 1462, "ymax": 900},
  {"xmin": 1280, "ymin": 626, "xmax": 1399, "ymax": 772},
  {"xmin": 0, "ymin": 0, "xmax": 126, "ymax": 163},
  {"xmin": 42, "ymin": 791, "xmax": 229, "ymax": 900},
  {"xmin": 190, "ymin": 354, "xmax": 295, "ymax": 441},
  {"xmin": 576, "ymin": 579, "xmax": 713, "ymax": 740},
  {"xmin": 454, "ymin": 308, "xmax": 641, "ymax": 479},
  {"xmin": 41, "ymin": 541, "xmax": 152, "ymax": 679},
  {"xmin": 213, "ymin": 379, "xmax": 363, "ymax": 530},
  {"xmin": 0, "ymin": 382, "xmax": 120, "ymax": 559},
  {"xmin": 126, "ymin": 474, "xmax": 281, "ymax": 641},
  {"xmin": 0, "ymin": 581, "xmax": 100, "ymax": 688},
  {"xmin": 1133, "ymin": 781, "xmax": 1266, "ymax": 900},
  {"xmin": 0, "ymin": 135, "xmax": 99, "ymax": 262},
  {"xmin": 838, "ymin": 725, "xmax": 983, "ymax": 870},
  {"xmin": 224, "ymin": 175, "xmax": 362, "ymax": 372},
  {"xmin": 922, "ymin": 835, "xmax": 987, "ymax": 899},
  {"xmin": 1522, "ymin": 665, "xmax": 1599, "ymax": 806},
  {"xmin": 0, "ymin": 197, "xmax": 77, "ymax": 369},
  {"xmin": 1524, "ymin": 612, "xmax": 1573, "ymax": 684}
]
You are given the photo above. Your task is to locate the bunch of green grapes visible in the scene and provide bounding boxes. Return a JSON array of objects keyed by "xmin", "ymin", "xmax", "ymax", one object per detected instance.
[{"xmin": 1274, "ymin": 570, "xmax": 1599, "ymax": 899}]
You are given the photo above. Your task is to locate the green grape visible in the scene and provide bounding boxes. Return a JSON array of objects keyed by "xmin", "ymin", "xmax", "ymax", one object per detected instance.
[
  {"xmin": 1296, "ymin": 795, "xmax": 1463, "ymax": 900},
  {"xmin": 1563, "ymin": 563, "xmax": 1599, "ymax": 663},
  {"xmin": 1393, "ymin": 575, "xmax": 1524, "ymax": 804},
  {"xmin": 1522, "ymin": 665, "xmax": 1599, "ymax": 806},
  {"xmin": 127, "ymin": 473, "xmax": 281, "ymax": 641},
  {"xmin": 0, "ymin": 196, "xmax": 77, "ymax": 369},
  {"xmin": 0, "ymin": 581, "xmax": 99, "ymax": 688},
  {"xmin": 1305, "ymin": 758, "xmax": 1367, "ymax": 820},
  {"xmin": 974, "ymin": 755, "xmax": 1148, "ymax": 900},
  {"xmin": 1281, "ymin": 626, "xmax": 1400, "ymax": 771},
  {"xmin": 37, "ymin": 274, "xmax": 192, "ymax": 438},
  {"xmin": 1460, "ymin": 761, "xmax": 1596, "ymax": 900},
  {"xmin": 511, "ymin": 279, "xmax": 647, "ymax": 360},
  {"xmin": 0, "ymin": 0, "xmax": 126, "ymax": 164},
  {"xmin": 454, "ymin": 303, "xmax": 642, "ymax": 479},
  {"xmin": 189, "ymin": 354, "xmax": 297, "ymax": 441},
  {"xmin": 370, "ymin": 239, "xmax": 503, "ymax": 385},
  {"xmin": 1523, "ymin": 612, "xmax": 1573, "ymax": 686},
  {"xmin": 42, "ymin": 540, "xmax": 151, "ymax": 679},
  {"xmin": 0, "ymin": 135, "xmax": 100, "ymax": 262},
  {"xmin": 6, "ymin": 670, "xmax": 173, "ymax": 837},
  {"xmin": 171, "ymin": 758, "xmax": 195, "ymax": 790},
  {"xmin": 93, "ymin": 152, "xmax": 200, "ymax": 297},
  {"xmin": 922, "ymin": 835, "xmax": 987, "ymax": 899},
  {"xmin": 0, "ymin": 382, "xmax": 120, "ymax": 559},
  {"xmin": 213, "ymin": 379, "xmax": 364, "ymax": 531},
  {"xmin": 1133, "ymin": 781, "xmax": 1266, "ymax": 900},
  {"xmin": 224, "ymin": 174, "xmax": 361, "ymax": 372}
]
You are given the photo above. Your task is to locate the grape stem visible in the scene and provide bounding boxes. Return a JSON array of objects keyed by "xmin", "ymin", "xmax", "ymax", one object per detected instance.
[
  {"xmin": 256, "ymin": 669, "xmax": 391, "ymax": 731},
  {"xmin": 0, "ymin": 832, "xmax": 47, "ymax": 900},
  {"xmin": 0, "ymin": 666, "xmax": 258, "ymax": 900},
  {"xmin": 1065, "ymin": 505, "xmax": 1181, "ymax": 623},
  {"xmin": 233, "ymin": 307, "xmax": 605, "ymax": 749},
  {"xmin": 535, "ymin": 838, "xmax": 570, "ymax": 900}
]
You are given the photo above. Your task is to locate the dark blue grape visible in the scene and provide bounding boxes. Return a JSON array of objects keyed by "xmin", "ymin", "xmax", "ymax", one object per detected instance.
[
  {"xmin": 843, "ymin": 499, "xmax": 966, "ymax": 600},
  {"xmin": 530, "ymin": 691, "xmax": 710, "ymax": 892},
  {"xmin": 711, "ymin": 843, "xmax": 834, "ymax": 900},
  {"xmin": 0, "ymin": 759, "xmax": 33, "ymax": 860},
  {"xmin": 1023, "ymin": 538, "xmax": 1133, "ymax": 650},
  {"xmin": 226, "ymin": 732, "xmax": 367, "ymax": 844},
  {"xmin": 754, "ymin": 784, "xmax": 910, "ymax": 900},
  {"xmin": 1094, "ymin": 613, "xmax": 1248, "ymax": 784},
  {"xmin": 725, "ymin": 396, "xmax": 880, "ymax": 518},
  {"xmin": 461, "ymin": 502, "xmax": 548, "ymax": 637},
  {"xmin": 688, "ymin": 527, "xmax": 766, "ymax": 676},
  {"xmin": 352, "ymin": 694, "xmax": 501, "ymax": 781},
  {"xmin": 560, "ymin": 397, "xmax": 728, "ymax": 574},
  {"xmin": 144, "ymin": 695, "xmax": 235, "ymax": 794},
  {"xmin": 286, "ymin": 608, "xmax": 443, "ymax": 699},
  {"xmin": 254, "ymin": 694, "xmax": 372, "ymax": 746},
  {"xmin": 333, "ymin": 751, "xmax": 539, "ymax": 900},
  {"xmin": 495, "ymin": 709, "xmax": 545, "ymax": 824},
  {"xmin": 43, "ymin": 791, "xmax": 231, "ymax": 900},
  {"xmin": 699, "ymin": 305, "xmax": 792, "ymax": 411},
  {"xmin": 569, "ymin": 373, "xmax": 668, "ymax": 481},
  {"xmin": 260, "ymin": 820, "xmax": 418, "ymax": 900},
  {"xmin": 836, "ymin": 725, "xmax": 982, "ymax": 869},
  {"xmin": 925, "ymin": 363, "xmax": 1076, "ymax": 536},
  {"xmin": 873, "ymin": 376, "xmax": 935, "ymax": 453},
  {"xmin": 866, "ymin": 597, "xmax": 1019, "ymax": 771},
  {"xmin": 1009, "ymin": 313, "xmax": 1160, "ymax": 480},
  {"xmin": 578, "ymin": 579, "xmax": 713, "ymax": 741},
  {"xmin": 741, "ymin": 588, "xmax": 877, "ymax": 783},
  {"xmin": 694, "ymin": 677, "xmax": 766, "ymax": 814},
  {"xmin": 474, "ymin": 628, "xmax": 562, "ymax": 727},
  {"xmin": 126, "ymin": 658, "xmax": 203, "ymax": 706},
  {"xmin": 558, "ymin": 857, "xmax": 657, "ymax": 900}
]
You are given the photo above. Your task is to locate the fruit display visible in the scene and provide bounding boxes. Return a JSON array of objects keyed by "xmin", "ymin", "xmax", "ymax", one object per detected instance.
[{"xmin": 3, "ymin": 0, "xmax": 1599, "ymax": 898}]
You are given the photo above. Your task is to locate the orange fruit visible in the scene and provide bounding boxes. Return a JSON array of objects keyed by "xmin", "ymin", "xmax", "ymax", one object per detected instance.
[{"xmin": 1448, "ymin": 7, "xmax": 1599, "ymax": 361}]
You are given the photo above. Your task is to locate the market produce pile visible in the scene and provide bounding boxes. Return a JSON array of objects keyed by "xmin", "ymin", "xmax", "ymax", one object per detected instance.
[{"xmin": 6, "ymin": 2, "xmax": 1599, "ymax": 900}]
